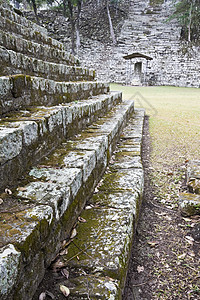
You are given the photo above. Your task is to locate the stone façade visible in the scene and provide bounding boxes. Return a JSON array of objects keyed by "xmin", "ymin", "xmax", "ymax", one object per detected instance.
[{"xmin": 28, "ymin": 0, "xmax": 200, "ymax": 88}]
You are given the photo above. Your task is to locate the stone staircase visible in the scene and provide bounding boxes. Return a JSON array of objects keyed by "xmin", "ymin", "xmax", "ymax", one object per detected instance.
[
  {"xmin": 73, "ymin": 0, "xmax": 199, "ymax": 87},
  {"xmin": 0, "ymin": 2, "xmax": 144, "ymax": 299}
]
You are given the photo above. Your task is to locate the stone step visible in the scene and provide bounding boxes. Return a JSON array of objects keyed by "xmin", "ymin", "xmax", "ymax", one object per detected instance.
[
  {"xmin": 0, "ymin": 76, "xmax": 107, "ymax": 114},
  {"xmin": 0, "ymin": 91, "xmax": 121, "ymax": 191},
  {"xmin": 0, "ymin": 2, "xmax": 47, "ymax": 35},
  {"xmin": 33, "ymin": 108, "xmax": 145, "ymax": 299},
  {"xmin": 0, "ymin": 13, "xmax": 65, "ymax": 51},
  {"xmin": 0, "ymin": 46, "xmax": 95, "ymax": 82},
  {"xmin": 0, "ymin": 28, "xmax": 80, "ymax": 66},
  {"xmin": 0, "ymin": 100, "xmax": 135, "ymax": 300}
]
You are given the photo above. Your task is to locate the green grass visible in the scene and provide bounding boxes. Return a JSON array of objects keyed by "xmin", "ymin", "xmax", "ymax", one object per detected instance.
[{"xmin": 110, "ymin": 84, "xmax": 200, "ymax": 168}]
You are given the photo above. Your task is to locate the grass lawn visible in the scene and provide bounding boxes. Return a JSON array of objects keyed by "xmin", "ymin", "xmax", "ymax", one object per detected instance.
[
  {"xmin": 110, "ymin": 84, "xmax": 200, "ymax": 169},
  {"xmin": 111, "ymin": 84, "xmax": 200, "ymax": 299}
]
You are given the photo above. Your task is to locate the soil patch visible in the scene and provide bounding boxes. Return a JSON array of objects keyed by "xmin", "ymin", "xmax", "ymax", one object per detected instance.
[{"xmin": 123, "ymin": 116, "xmax": 200, "ymax": 300}]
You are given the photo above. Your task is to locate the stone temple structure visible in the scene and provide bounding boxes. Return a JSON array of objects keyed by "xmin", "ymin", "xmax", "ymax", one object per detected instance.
[
  {"xmin": 76, "ymin": 0, "xmax": 200, "ymax": 87},
  {"xmin": 0, "ymin": 1, "xmax": 144, "ymax": 299}
]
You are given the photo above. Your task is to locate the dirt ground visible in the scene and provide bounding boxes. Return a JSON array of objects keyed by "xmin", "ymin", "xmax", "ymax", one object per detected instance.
[{"xmin": 123, "ymin": 116, "xmax": 200, "ymax": 300}]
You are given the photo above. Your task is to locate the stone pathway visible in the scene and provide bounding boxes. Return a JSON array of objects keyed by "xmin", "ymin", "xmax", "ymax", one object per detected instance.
[{"xmin": 32, "ymin": 109, "xmax": 145, "ymax": 299}]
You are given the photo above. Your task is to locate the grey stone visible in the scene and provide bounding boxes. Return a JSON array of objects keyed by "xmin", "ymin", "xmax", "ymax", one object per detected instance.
[
  {"xmin": 64, "ymin": 150, "xmax": 96, "ymax": 183},
  {"xmin": 18, "ymin": 181, "xmax": 70, "ymax": 220},
  {"xmin": 68, "ymin": 276, "xmax": 120, "ymax": 299},
  {"xmin": 0, "ymin": 244, "xmax": 21, "ymax": 297},
  {"xmin": 0, "ymin": 127, "xmax": 22, "ymax": 164},
  {"xmin": 99, "ymin": 168, "xmax": 144, "ymax": 194},
  {"xmin": 0, "ymin": 76, "xmax": 11, "ymax": 98},
  {"xmin": 29, "ymin": 167, "xmax": 83, "ymax": 198},
  {"xmin": 179, "ymin": 193, "xmax": 200, "ymax": 216}
]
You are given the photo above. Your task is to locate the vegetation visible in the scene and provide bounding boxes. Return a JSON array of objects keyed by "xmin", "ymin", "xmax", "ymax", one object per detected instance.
[{"xmin": 169, "ymin": 0, "xmax": 200, "ymax": 43}]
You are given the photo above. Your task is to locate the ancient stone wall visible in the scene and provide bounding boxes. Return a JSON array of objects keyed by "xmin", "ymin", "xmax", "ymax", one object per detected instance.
[
  {"xmin": 31, "ymin": 0, "xmax": 200, "ymax": 87},
  {"xmin": 76, "ymin": 0, "xmax": 200, "ymax": 87}
]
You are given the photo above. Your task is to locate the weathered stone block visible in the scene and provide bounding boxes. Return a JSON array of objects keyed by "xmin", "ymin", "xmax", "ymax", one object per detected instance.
[
  {"xmin": 0, "ymin": 127, "xmax": 22, "ymax": 164},
  {"xmin": 68, "ymin": 276, "xmax": 120, "ymax": 299},
  {"xmin": 99, "ymin": 169, "xmax": 144, "ymax": 195},
  {"xmin": 187, "ymin": 160, "xmax": 200, "ymax": 194},
  {"xmin": 64, "ymin": 150, "xmax": 96, "ymax": 183},
  {"xmin": 0, "ymin": 244, "xmax": 21, "ymax": 299},
  {"xmin": 179, "ymin": 193, "xmax": 200, "ymax": 216}
]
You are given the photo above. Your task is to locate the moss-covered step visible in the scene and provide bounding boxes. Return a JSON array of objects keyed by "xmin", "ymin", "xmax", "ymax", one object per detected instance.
[
  {"xmin": 179, "ymin": 193, "xmax": 200, "ymax": 216},
  {"xmin": 32, "ymin": 109, "xmax": 145, "ymax": 300},
  {"xmin": 0, "ymin": 91, "xmax": 122, "ymax": 191},
  {"xmin": 0, "ymin": 28, "xmax": 80, "ymax": 66},
  {"xmin": 0, "ymin": 14, "xmax": 65, "ymax": 51},
  {"xmin": 0, "ymin": 47, "xmax": 94, "ymax": 82},
  {"xmin": 0, "ymin": 100, "xmax": 134, "ymax": 300},
  {"xmin": 0, "ymin": 76, "xmax": 108, "ymax": 114},
  {"xmin": 186, "ymin": 160, "xmax": 200, "ymax": 195}
]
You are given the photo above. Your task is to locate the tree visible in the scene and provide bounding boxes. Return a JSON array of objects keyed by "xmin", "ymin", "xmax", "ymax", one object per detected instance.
[
  {"xmin": 106, "ymin": 0, "xmax": 116, "ymax": 45},
  {"xmin": 12, "ymin": 0, "xmax": 47, "ymax": 23},
  {"xmin": 62, "ymin": 0, "xmax": 82, "ymax": 55},
  {"xmin": 169, "ymin": 0, "xmax": 200, "ymax": 43}
]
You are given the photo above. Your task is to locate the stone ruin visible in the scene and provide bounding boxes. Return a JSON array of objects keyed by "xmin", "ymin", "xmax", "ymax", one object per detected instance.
[
  {"xmin": 69, "ymin": 0, "xmax": 200, "ymax": 87},
  {"xmin": 179, "ymin": 161, "xmax": 200, "ymax": 217},
  {"xmin": 0, "ymin": 2, "xmax": 144, "ymax": 299}
]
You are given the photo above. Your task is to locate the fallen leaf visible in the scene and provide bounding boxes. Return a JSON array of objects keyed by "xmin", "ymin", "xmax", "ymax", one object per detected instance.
[
  {"xmin": 185, "ymin": 236, "xmax": 194, "ymax": 242},
  {"xmin": 61, "ymin": 240, "xmax": 67, "ymax": 247},
  {"xmin": 52, "ymin": 260, "xmax": 66, "ymax": 271},
  {"xmin": 17, "ymin": 187, "xmax": 27, "ymax": 192},
  {"xmin": 46, "ymin": 291, "xmax": 55, "ymax": 299},
  {"xmin": 85, "ymin": 205, "xmax": 93, "ymax": 210},
  {"xmin": 185, "ymin": 236, "xmax": 194, "ymax": 245},
  {"xmin": 147, "ymin": 241, "xmax": 158, "ymax": 247},
  {"xmin": 190, "ymin": 215, "xmax": 200, "ymax": 220},
  {"xmin": 70, "ymin": 228, "xmax": 77, "ymax": 239},
  {"xmin": 165, "ymin": 215, "xmax": 172, "ymax": 221},
  {"xmin": 78, "ymin": 216, "xmax": 86, "ymax": 223},
  {"xmin": 60, "ymin": 285, "xmax": 70, "ymax": 297},
  {"xmin": 178, "ymin": 253, "xmax": 186, "ymax": 260},
  {"xmin": 183, "ymin": 217, "xmax": 192, "ymax": 222},
  {"xmin": 188, "ymin": 251, "xmax": 195, "ymax": 257},
  {"xmin": 137, "ymin": 265, "xmax": 144, "ymax": 273},
  {"xmin": 60, "ymin": 248, "xmax": 68, "ymax": 256},
  {"xmin": 0, "ymin": 198, "xmax": 3, "ymax": 205},
  {"xmin": 39, "ymin": 292, "xmax": 46, "ymax": 300},
  {"xmin": 105, "ymin": 276, "xmax": 115, "ymax": 282},
  {"xmin": 156, "ymin": 252, "xmax": 160, "ymax": 258},
  {"xmin": 61, "ymin": 268, "xmax": 69, "ymax": 279},
  {"xmin": 5, "ymin": 188, "xmax": 12, "ymax": 195}
]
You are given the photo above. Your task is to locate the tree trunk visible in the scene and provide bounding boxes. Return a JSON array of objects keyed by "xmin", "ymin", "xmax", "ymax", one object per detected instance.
[
  {"xmin": 106, "ymin": 0, "xmax": 116, "ymax": 45},
  {"xmin": 63, "ymin": 0, "xmax": 67, "ymax": 18},
  {"xmin": 31, "ymin": 0, "xmax": 39, "ymax": 24},
  {"xmin": 76, "ymin": 0, "xmax": 82, "ymax": 55},
  {"xmin": 67, "ymin": 0, "xmax": 75, "ymax": 54},
  {"xmin": 188, "ymin": 2, "xmax": 193, "ymax": 42}
]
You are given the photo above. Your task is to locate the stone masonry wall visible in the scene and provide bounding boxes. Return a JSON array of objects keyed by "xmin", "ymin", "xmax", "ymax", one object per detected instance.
[
  {"xmin": 76, "ymin": 0, "xmax": 200, "ymax": 87},
  {"xmin": 32, "ymin": 0, "xmax": 200, "ymax": 88}
]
